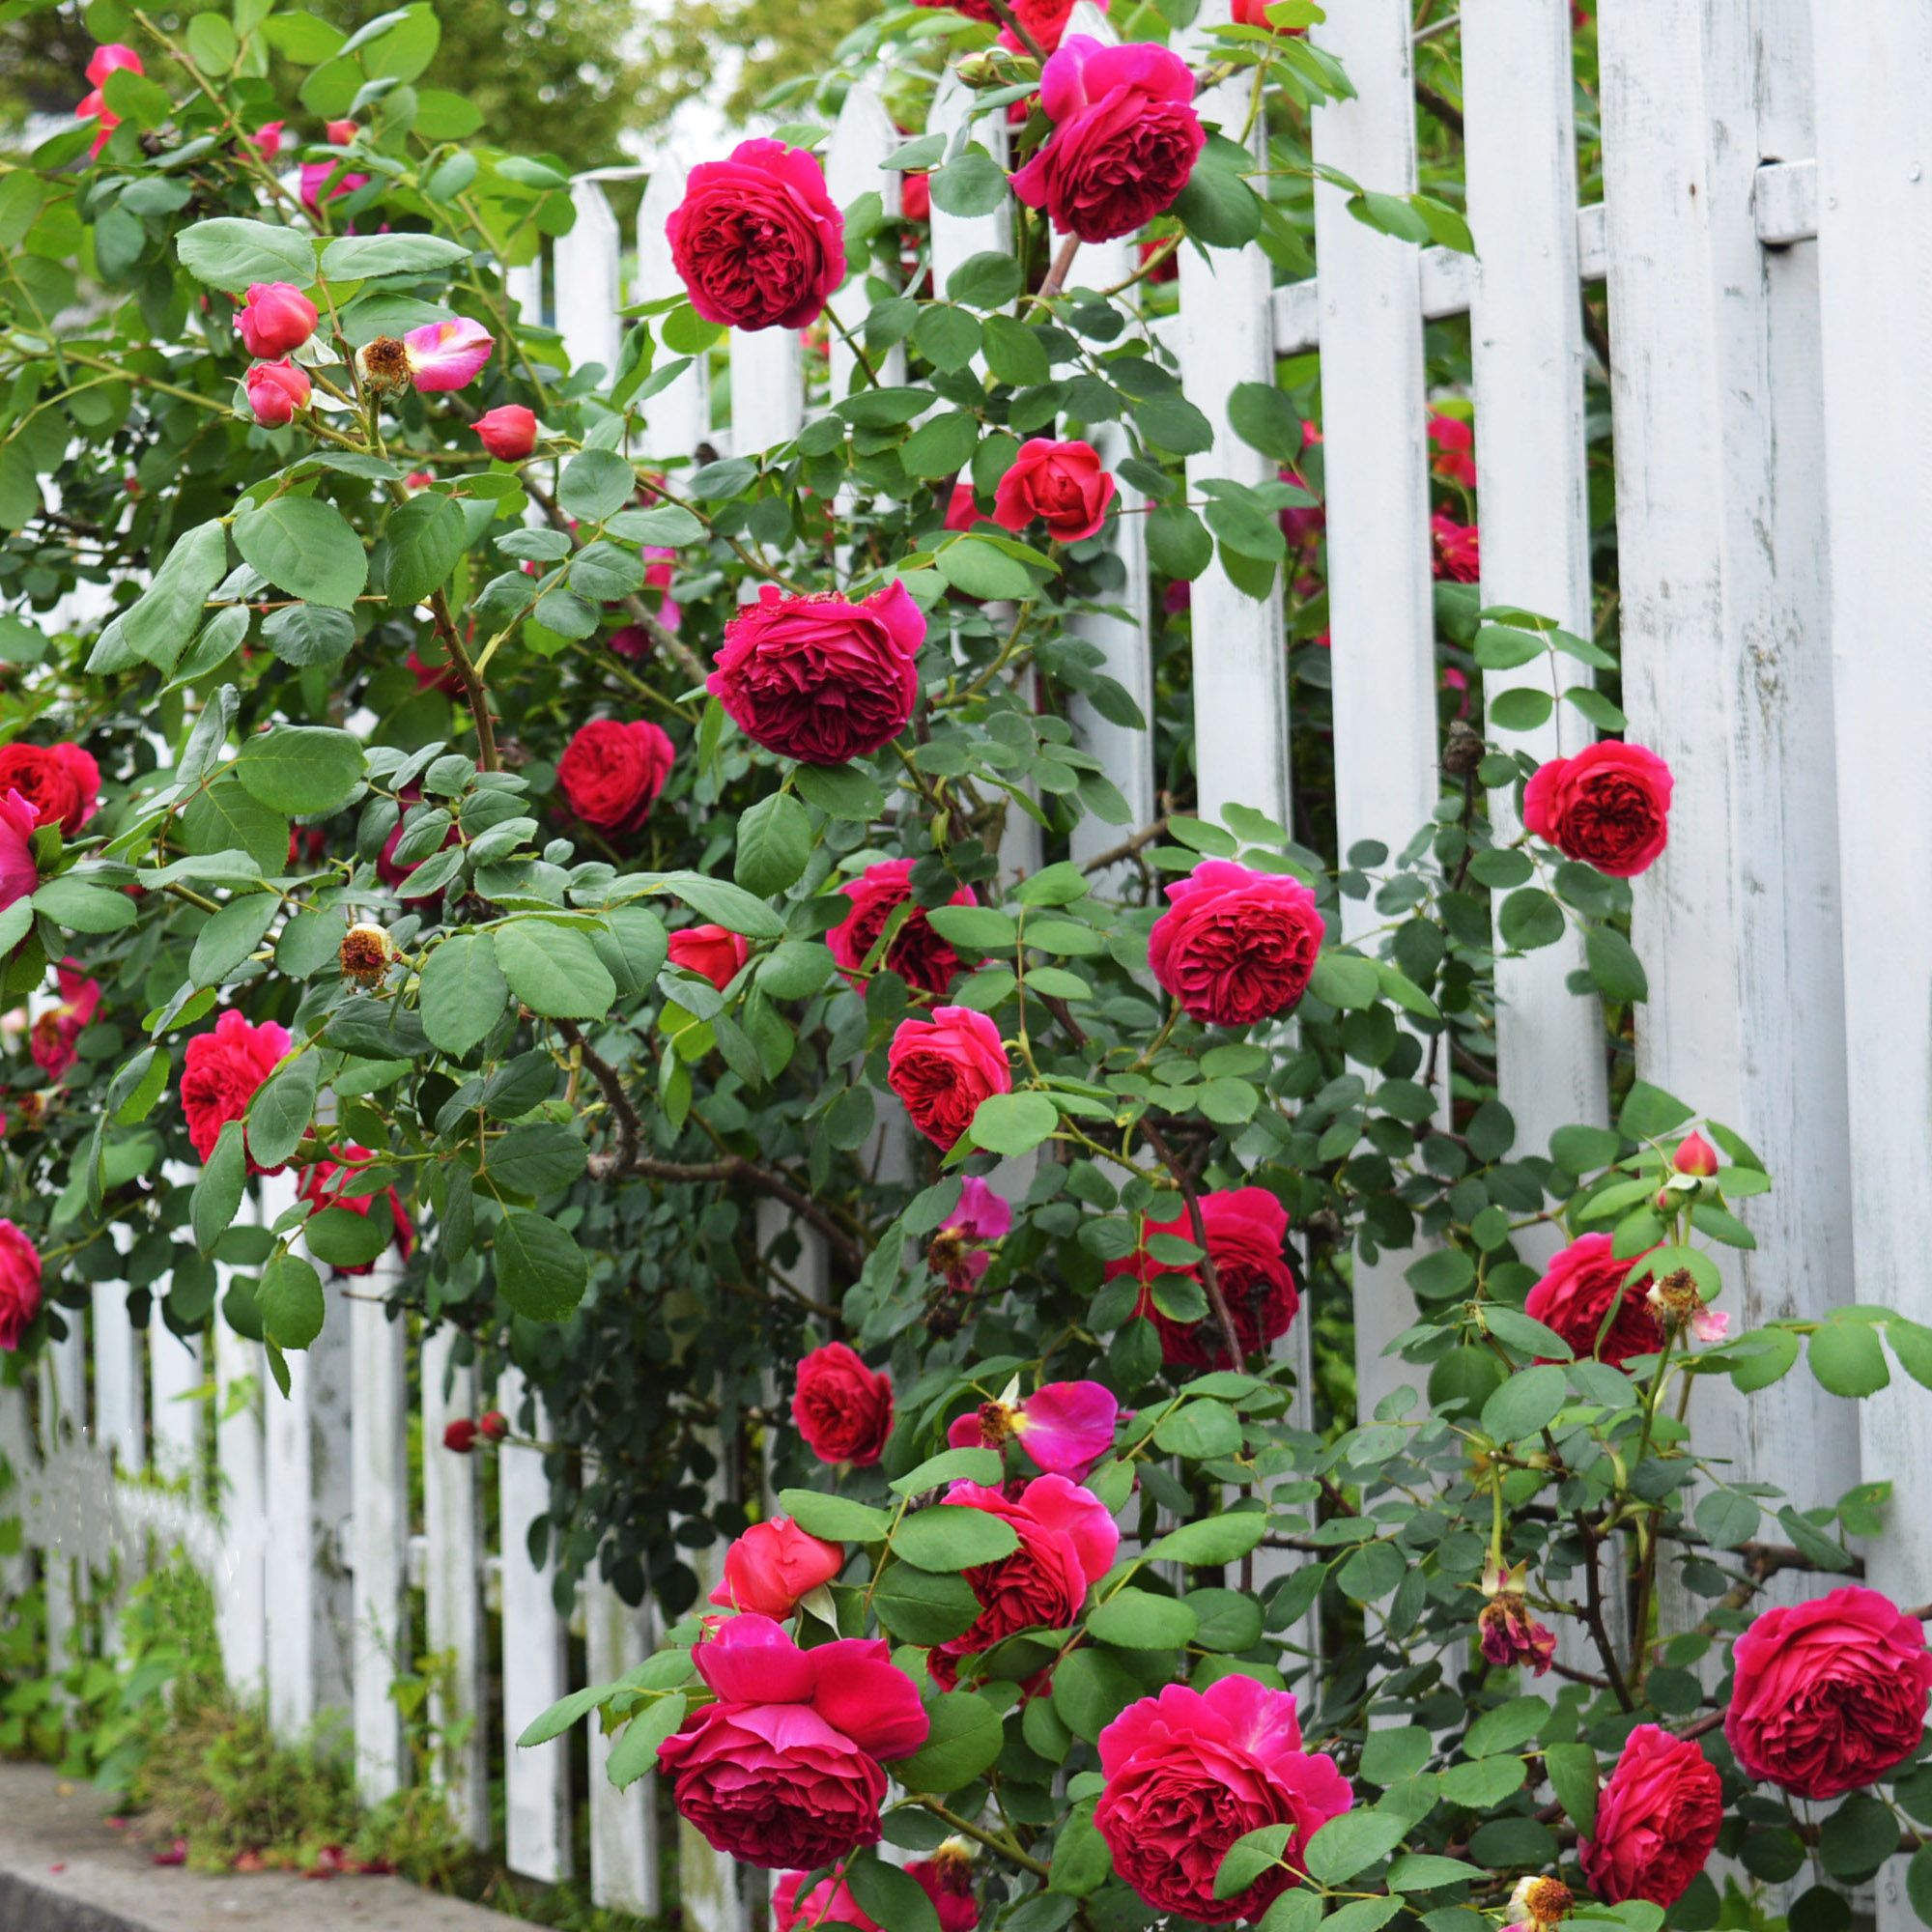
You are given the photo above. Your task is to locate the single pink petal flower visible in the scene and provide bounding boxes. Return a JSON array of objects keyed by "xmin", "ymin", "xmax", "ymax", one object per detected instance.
[
  {"xmin": 85, "ymin": 43, "xmax": 144, "ymax": 86},
  {"xmin": 1690, "ymin": 1308, "xmax": 1730, "ymax": 1343},
  {"xmin": 402, "ymin": 317, "xmax": 494, "ymax": 392},
  {"xmin": 1011, "ymin": 1381, "xmax": 1119, "ymax": 1479}
]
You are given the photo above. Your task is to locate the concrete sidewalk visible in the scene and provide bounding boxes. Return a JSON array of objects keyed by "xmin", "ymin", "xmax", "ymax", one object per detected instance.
[{"xmin": 0, "ymin": 1760, "xmax": 511, "ymax": 1931}]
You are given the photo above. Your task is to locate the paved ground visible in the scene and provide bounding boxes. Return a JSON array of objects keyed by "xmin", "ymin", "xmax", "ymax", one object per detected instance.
[{"xmin": 0, "ymin": 1760, "xmax": 513, "ymax": 1931}]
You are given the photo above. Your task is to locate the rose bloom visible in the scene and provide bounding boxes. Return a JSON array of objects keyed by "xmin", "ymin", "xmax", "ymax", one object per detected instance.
[
  {"xmin": 557, "ymin": 719, "xmax": 675, "ymax": 833},
  {"xmin": 709, "ymin": 581, "xmax": 925, "ymax": 766},
  {"xmin": 928, "ymin": 1474, "xmax": 1120, "ymax": 1690},
  {"xmin": 0, "ymin": 1218, "xmax": 43, "ymax": 1351},
  {"xmin": 941, "ymin": 480, "xmax": 978, "ymax": 529},
  {"xmin": 668, "ymin": 139, "xmax": 846, "ymax": 332},
  {"xmin": 900, "ymin": 170, "xmax": 932, "ymax": 223},
  {"xmin": 773, "ymin": 1871, "xmax": 879, "ymax": 1932},
  {"xmin": 668, "ymin": 923, "xmax": 750, "ymax": 990},
  {"xmin": 245, "ymin": 359, "xmax": 311, "ymax": 428},
  {"xmin": 30, "ymin": 962, "xmax": 100, "ymax": 1082},
  {"xmin": 75, "ymin": 43, "xmax": 142, "ymax": 156},
  {"xmin": 792, "ymin": 1342, "xmax": 894, "ymax": 1466},
  {"xmin": 827, "ymin": 859, "xmax": 976, "ymax": 998},
  {"xmin": 709, "ymin": 1519, "xmax": 844, "ymax": 1620},
  {"xmin": 402, "ymin": 317, "xmax": 494, "ymax": 391},
  {"xmin": 1674, "ymin": 1128, "xmax": 1719, "ymax": 1177},
  {"xmin": 1522, "ymin": 740, "xmax": 1674, "ymax": 879},
  {"xmin": 1103, "ymin": 1186, "xmax": 1302, "ymax": 1369},
  {"xmin": 1524, "ymin": 1233, "xmax": 1664, "ymax": 1368},
  {"xmin": 1429, "ymin": 411, "xmax": 1478, "ymax": 487},
  {"xmin": 407, "ymin": 648, "xmax": 465, "ymax": 698},
  {"xmin": 1479, "ymin": 1593, "xmax": 1557, "ymax": 1676},
  {"xmin": 248, "ymin": 120, "xmax": 284, "ymax": 160},
  {"xmin": 236, "ymin": 281, "xmax": 317, "ymax": 358},
  {"xmin": 1430, "ymin": 512, "xmax": 1482, "ymax": 582},
  {"xmin": 992, "ymin": 439, "xmax": 1117, "ymax": 543},
  {"xmin": 999, "ymin": 0, "xmax": 1099, "ymax": 52},
  {"xmin": 1724, "ymin": 1586, "xmax": 1932, "ymax": 1800},
  {"xmin": 0, "ymin": 792, "xmax": 42, "ymax": 914},
  {"xmin": 1096, "ymin": 1675, "xmax": 1353, "ymax": 1924},
  {"xmin": 1149, "ymin": 859, "xmax": 1325, "ymax": 1027},
  {"xmin": 0, "ymin": 741, "xmax": 99, "ymax": 837},
  {"xmin": 1578, "ymin": 1724, "xmax": 1721, "ymax": 1907},
  {"xmin": 926, "ymin": 1175, "xmax": 1012, "ymax": 1294},
  {"xmin": 474, "ymin": 404, "xmax": 537, "ymax": 461},
  {"xmin": 297, "ymin": 1144, "xmax": 414, "ymax": 1276},
  {"xmin": 886, "ymin": 1007, "xmax": 1011, "ymax": 1151},
  {"xmin": 299, "ymin": 157, "xmax": 371, "ymax": 213},
  {"xmin": 911, "ymin": 1852, "xmax": 980, "ymax": 1932},
  {"xmin": 180, "ymin": 1009, "xmax": 294, "ymax": 1170},
  {"xmin": 947, "ymin": 1379, "xmax": 1120, "ymax": 1480},
  {"xmin": 1011, "ymin": 37, "xmax": 1206, "ymax": 243}
]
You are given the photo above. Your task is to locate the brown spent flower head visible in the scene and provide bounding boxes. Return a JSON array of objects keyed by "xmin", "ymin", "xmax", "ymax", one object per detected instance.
[
  {"xmin": 340, "ymin": 923, "xmax": 390, "ymax": 983},
  {"xmin": 356, "ymin": 335, "xmax": 412, "ymax": 392},
  {"xmin": 1510, "ymin": 1876, "xmax": 1575, "ymax": 1928},
  {"xmin": 976, "ymin": 1398, "xmax": 1016, "ymax": 1449},
  {"xmin": 1646, "ymin": 1265, "xmax": 1704, "ymax": 1328},
  {"xmin": 1442, "ymin": 718, "xmax": 1487, "ymax": 777}
]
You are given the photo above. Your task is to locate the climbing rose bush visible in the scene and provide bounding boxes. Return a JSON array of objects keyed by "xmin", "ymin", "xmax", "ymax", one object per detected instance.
[{"xmin": 1, "ymin": 4, "xmax": 1929, "ymax": 1931}]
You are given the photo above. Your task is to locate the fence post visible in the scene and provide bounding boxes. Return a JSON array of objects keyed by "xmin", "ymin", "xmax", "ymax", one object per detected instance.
[
  {"xmin": 212, "ymin": 1308, "xmax": 267, "ymax": 1697},
  {"xmin": 348, "ymin": 1259, "xmax": 410, "ymax": 1803},
  {"xmin": 1309, "ymin": 0, "xmax": 1436, "ymax": 1422},
  {"xmin": 1461, "ymin": 0, "xmax": 1609, "ymax": 1204},
  {"xmin": 554, "ymin": 181, "xmax": 624, "ymax": 380},
  {"xmin": 148, "ymin": 1326, "xmax": 203, "ymax": 1497},
  {"xmin": 585, "ymin": 1583, "xmax": 659, "ymax": 1915},
  {"xmin": 637, "ymin": 161, "xmax": 711, "ymax": 459},
  {"xmin": 1597, "ymin": 0, "xmax": 1854, "ymax": 1549},
  {"xmin": 37, "ymin": 1329, "xmax": 85, "ymax": 1687},
  {"xmin": 824, "ymin": 83, "xmax": 905, "ymax": 403}
]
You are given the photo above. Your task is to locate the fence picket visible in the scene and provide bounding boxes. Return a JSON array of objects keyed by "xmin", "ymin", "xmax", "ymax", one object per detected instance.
[
  {"xmin": 212, "ymin": 1308, "xmax": 267, "ymax": 1695},
  {"xmin": 825, "ymin": 84, "xmax": 905, "ymax": 402},
  {"xmin": 90, "ymin": 1281, "xmax": 143, "ymax": 1475},
  {"xmin": 554, "ymin": 181, "xmax": 625, "ymax": 379},
  {"xmin": 349, "ymin": 1262, "xmax": 411, "ymax": 1803},
  {"xmin": 148, "ymin": 1327, "xmax": 203, "ymax": 1496},
  {"xmin": 637, "ymin": 162, "xmax": 711, "ymax": 458},
  {"xmin": 585, "ymin": 1583, "xmax": 659, "ymax": 1915}
]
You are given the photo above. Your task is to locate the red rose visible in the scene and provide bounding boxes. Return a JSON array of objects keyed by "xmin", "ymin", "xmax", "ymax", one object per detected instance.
[
  {"xmin": 793, "ymin": 1342, "xmax": 894, "ymax": 1466},
  {"xmin": 1578, "ymin": 1724, "xmax": 1720, "ymax": 1907},
  {"xmin": 30, "ymin": 962, "xmax": 99, "ymax": 1082},
  {"xmin": 236, "ymin": 281, "xmax": 316, "ymax": 358},
  {"xmin": 886, "ymin": 1006, "xmax": 1011, "ymax": 1151},
  {"xmin": 1522, "ymin": 740, "xmax": 1674, "ymax": 879},
  {"xmin": 709, "ymin": 1519, "xmax": 845, "ymax": 1620},
  {"xmin": 912, "ymin": 0, "xmax": 999, "ymax": 21},
  {"xmin": 1430, "ymin": 512, "xmax": 1481, "ymax": 582},
  {"xmin": 297, "ymin": 1142, "xmax": 414, "ymax": 1275},
  {"xmin": 1096, "ymin": 1675, "xmax": 1352, "ymax": 1923},
  {"xmin": 1011, "ymin": 37, "xmax": 1205, "ymax": 243},
  {"xmin": 443, "ymin": 1418, "xmax": 479, "ymax": 1454},
  {"xmin": 997, "ymin": 0, "xmax": 1088, "ymax": 54},
  {"xmin": 407, "ymin": 648, "xmax": 465, "ymax": 698},
  {"xmin": 1429, "ymin": 411, "xmax": 1478, "ymax": 487},
  {"xmin": 668, "ymin": 923, "xmax": 750, "ymax": 990},
  {"xmin": 668, "ymin": 139, "xmax": 845, "ymax": 332},
  {"xmin": 479, "ymin": 1409, "xmax": 508, "ymax": 1441},
  {"xmin": 692, "ymin": 1614, "xmax": 927, "ymax": 1759},
  {"xmin": 911, "ymin": 1853, "xmax": 980, "ymax": 1932},
  {"xmin": 942, "ymin": 481, "xmax": 979, "ymax": 530},
  {"xmin": 474, "ymin": 404, "xmax": 538, "ymax": 460},
  {"xmin": 709, "ymin": 581, "xmax": 925, "ymax": 766},
  {"xmin": 0, "ymin": 742, "xmax": 99, "ymax": 837},
  {"xmin": 927, "ymin": 1474, "xmax": 1119, "ymax": 1690},
  {"xmin": 0, "ymin": 1218, "xmax": 43, "ymax": 1350},
  {"xmin": 991, "ymin": 439, "xmax": 1117, "ymax": 543},
  {"xmin": 181, "ymin": 1009, "xmax": 294, "ymax": 1170},
  {"xmin": 1724, "ymin": 1586, "xmax": 1932, "ymax": 1800},
  {"xmin": 1103, "ymin": 1186, "xmax": 1302, "ymax": 1369},
  {"xmin": 557, "ymin": 719, "xmax": 675, "ymax": 833},
  {"xmin": 900, "ymin": 171, "xmax": 932, "ymax": 223},
  {"xmin": 774, "ymin": 1870, "xmax": 880, "ymax": 1932},
  {"xmin": 1231, "ymin": 0, "xmax": 1308, "ymax": 26},
  {"xmin": 827, "ymin": 859, "xmax": 976, "ymax": 998},
  {"xmin": 1524, "ymin": 1233, "xmax": 1664, "ymax": 1368},
  {"xmin": 245, "ymin": 358, "xmax": 311, "ymax": 427},
  {"xmin": 1148, "ymin": 859, "xmax": 1325, "ymax": 1027}
]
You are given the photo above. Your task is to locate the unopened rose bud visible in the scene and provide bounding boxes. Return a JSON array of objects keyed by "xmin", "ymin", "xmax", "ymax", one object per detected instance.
[
  {"xmin": 442, "ymin": 1418, "xmax": 478, "ymax": 1454},
  {"xmin": 244, "ymin": 358, "xmax": 311, "ymax": 427},
  {"xmin": 340, "ymin": 923, "xmax": 390, "ymax": 983},
  {"xmin": 326, "ymin": 118, "xmax": 358, "ymax": 146},
  {"xmin": 1673, "ymin": 1128, "xmax": 1719, "ymax": 1178},
  {"xmin": 478, "ymin": 1409, "xmax": 508, "ymax": 1442},
  {"xmin": 237, "ymin": 280, "xmax": 318, "ymax": 359},
  {"xmin": 474, "ymin": 404, "xmax": 538, "ymax": 462}
]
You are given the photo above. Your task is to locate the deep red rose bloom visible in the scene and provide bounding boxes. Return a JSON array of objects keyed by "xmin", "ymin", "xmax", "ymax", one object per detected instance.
[
  {"xmin": 668, "ymin": 139, "xmax": 846, "ymax": 331},
  {"xmin": 0, "ymin": 1218, "xmax": 43, "ymax": 1351},
  {"xmin": 709, "ymin": 581, "xmax": 924, "ymax": 766},
  {"xmin": 709, "ymin": 1519, "xmax": 844, "ymax": 1620},
  {"xmin": 927, "ymin": 1474, "xmax": 1119, "ymax": 1690},
  {"xmin": 1725, "ymin": 1586, "xmax": 1932, "ymax": 1800},
  {"xmin": 443, "ymin": 1418, "xmax": 479, "ymax": 1454},
  {"xmin": 792, "ymin": 1342, "xmax": 894, "ymax": 1466},
  {"xmin": 181, "ymin": 1009, "xmax": 294, "ymax": 1170},
  {"xmin": 1011, "ymin": 37, "xmax": 1205, "ymax": 243},
  {"xmin": 297, "ymin": 1142, "xmax": 414, "ymax": 1275},
  {"xmin": 1522, "ymin": 740, "xmax": 1674, "ymax": 879},
  {"xmin": 1096, "ymin": 1675, "xmax": 1352, "ymax": 1923},
  {"xmin": 1103, "ymin": 1186, "xmax": 1302, "ymax": 1369},
  {"xmin": 910, "ymin": 1853, "xmax": 980, "ymax": 1932},
  {"xmin": 557, "ymin": 719, "xmax": 675, "ymax": 833},
  {"xmin": 1149, "ymin": 859, "xmax": 1324, "ymax": 1027},
  {"xmin": 827, "ymin": 859, "xmax": 976, "ymax": 998},
  {"xmin": 1431, "ymin": 512, "xmax": 1481, "ymax": 582},
  {"xmin": 668, "ymin": 923, "xmax": 750, "ymax": 990},
  {"xmin": 474, "ymin": 404, "xmax": 538, "ymax": 460},
  {"xmin": 1579, "ymin": 1724, "xmax": 1721, "ymax": 1907},
  {"xmin": 992, "ymin": 439, "xmax": 1118, "ymax": 542},
  {"xmin": 0, "ymin": 742, "xmax": 99, "ymax": 838},
  {"xmin": 1524, "ymin": 1233, "xmax": 1664, "ymax": 1368},
  {"xmin": 886, "ymin": 1006, "xmax": 1011, "ymax": 1151}
]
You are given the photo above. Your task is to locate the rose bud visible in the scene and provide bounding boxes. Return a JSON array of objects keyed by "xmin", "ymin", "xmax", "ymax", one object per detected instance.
[
  {"xmin": 708, "ymin": 1519, "xmax": 844, "ymax": 1620},
  {"xmin": 249, "ymin": 120, "xmax": 285, "ymax": 160},
  {"xmin": 245, "ymin": 358, "xmax": 311, "ymax": 428},
  {"xmin": 478, "ymin": 1410, "xmax": 509, "ymax": 1442},
  {"xmin": 237, "ymin": 281, "xmax": 318, "ymax": 358},
  {"xmin": 442, "ymin": 1418, "xmax": 479, "ymax": 1454},
  {"xmin": 1673, "ymin": 1129, "xmax": 1719, "ymax": 1178},
  {"xmin": 991, "ymin": 438, "xmax": 1117, "ymax": 542},
  {"xmin": 668, "ymin": 923, "xmax": 749, "ymax": 991},
  {"xmin": 326, "ymin": 119, "xmax": 358, "ymax": 146},
  {"xmin": 473, "ymin": 404, "xmax": 538, "ymax": 461}
]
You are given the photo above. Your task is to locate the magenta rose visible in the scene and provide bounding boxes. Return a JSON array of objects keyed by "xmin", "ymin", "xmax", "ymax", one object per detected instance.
[
  {"xmin": 1095, "ymin": 1675, "xmax": 1353, "ymax": 1924},
  {"xmin": 0, "ymin": 1218, "xmax": 43, "ymax": 1351},
  {"xmin": 709, "ymin": 1519, "xmax": 845, "ymax": 1621},
  {"xmin": 556, "ymin": 719, "xmax": 675, "ymax": 833},
  {"xmin": 1724, "ymin": 1586, "xmax": 1932, "ymax": 1800},
  {"xmin": 0, "ymin": 789, "xmax": 36, "ymax": 914},
  {"xmin": 927, "ymin": 1473, "xmax": 1119, "ymax": 1690},
  {"xmin": 668, "ymin": 139, "xmax": 846, "ymax": 331},
  {"xmin": 1011, "ymin": 37, "xmax": 1205, "ymax": 243},
  {"xmin": 1431, "ymin": 511, "xmax": 1481, "ymax": 582},
  {"xmin": 1523, "ymin": 740, "xmax": 1674, "ymax": 879},
  {"xmin": 991, "ymin": 439, "xmax": 1117, "ymax": 542},
  {"xmin": 1103, "ymin": 1186, "xmax": 1302, "ymax": 1369},
  {"xmin": 947, "ymin": 1379, "xmax": 1120, "ymax": 1481},
  {"xmin": 181, "ymin": 1009, "xmax": 294, "ymax": 1171},
  {"xmin": 792, "ymin": 1342, "xmax": 894, "ymax": 1466},
  {"xmin": 1578, "ymin": 1724, "xmax": 1720, "ymax": 1907},
  {"xmin": 826, "ymin": 859, "xmax": 976, "ymax": 998},
  {"xmin": 1524, "ymin": 1233, "xmax": 1664, "ymax": 1369},
  {"xmin": 709, "ymin": 581, "xmax": 925, "ymax": 765},
  {"xmin": 886, "ymin": 1006, "xmax": 1011, "ymax": 1151},
  {"xmin": 1149, "ymin": 859, "xmax": 1325, "ymax": 1027},
  {"xmin": 30, "ymin": 962, "xmax": 99, "ymax": 1083}
]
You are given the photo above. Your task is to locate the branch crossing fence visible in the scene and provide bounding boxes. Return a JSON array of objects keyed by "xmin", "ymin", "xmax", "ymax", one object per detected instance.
[{"xmin": 3, "ymin": 2, "xmax": 1928, "ymax": 1927}]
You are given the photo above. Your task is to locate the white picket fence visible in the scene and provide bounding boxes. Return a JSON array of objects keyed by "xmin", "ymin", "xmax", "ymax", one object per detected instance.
[{"xmin": 5, "ymin": 0, "xmax": 1931, "ymax": 1924}]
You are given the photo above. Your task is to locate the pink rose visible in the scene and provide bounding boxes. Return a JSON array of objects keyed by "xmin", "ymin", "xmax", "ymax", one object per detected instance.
[
  {"xmin": 29, "ymin": 962, "xmax": 99, "ymax": 1082},
  {"xmin": 0, "ymin": 743, "xmax": 99, "ymax": 838},
  {"xmin": 792, "ymin": 1342, "xmax": 894, "ymax": 1467},
  {"xmin": 709, "ymin": 1520, "xmax": 844, "ymax": 1620},
  {"xmin": 248, "ymin": 120, "xmax": 284, "ymax": 160},
  {"xmin": 245, "ymin": 359, "xmax": 311, "ymax": 427},
  {"xmin": 999, "ymin": 0, "xmax": 1103, "ymax": 52},
  {"xmin": 86, "ymin": 43, "xmax": 143, "ymax": 85},
  {"xmin": 694, "ymin": 1614, "xmax": 927, "ymax": 1758},
  {"xmin": 1479, "ymin": 1593, "xmax": 1556, "ymax": 1676},
  {"xmin": 556, "ymin": 719, "xmax": 675, "ymax": 833},
  {"xmin": 1096, "ymin": 1676, "xmax": 1352, "ymax": 1923},
  {"xmin": 668, "ymin": 924, "xmax": 750, "ymax": 990},
  {"xmin": 400, "ymin": 317, "xmax": 494, "ymax": 392},
  {"xmin": 1524, "ymin": 1233, "xmax": 1664, "ymax": 1369},
  {"xmin": 1578, "ymin": 1725, "xmax": 1720, "ymax": 1907},
  {"xmin": 1724, "ymin": 1587, "xmax": 1932, "ymax": 1800},
  {"xmin": 886, "ymin": 1007, "xmax": 1011, "ymax": 1151},
  {"xmin": 0, "ymin": 790, "xmax": 39, "ymax": 914},
  {"xmin": 709, "ymin": 581, "xmax": 925, "ymax": 766},
  {"xmin": 991, "ymin": 438, "xmax": 1117, "ymax": 542},
  {"xmin": 1010, "ymin": 37, "xmax": 1205, "ymax": 243},
  {"xmin": 236, "ymin": 282, "xmax": 317, "ymax": 358},
  {"xmin": 827, "ymin": 859, "xmax": 976, "ymax": 998},
  {"xmin": 180, "ymin": 1009, "xmax": 294, "ymax": 1170},
  {"xmin": 474, "ymin": 405, "xmax": 537, "ymax": 461},
  {"xmin": 299, "ymin": 158, "xmax": 371, "ymax": 213},
  {"xmin": 1673, "ymin": 1129, "xmax": 1719, "ymax": 1177},
  {"xmin": 668, "ymin": 139, "xmax": 846, "ymax": 331},
  {"xmin": 1149, "ymin": 859, "xmax": 1325, "ymax": 1027},
  {"xmin": 1523, "ymin": 740, "xmax": 1674, "ymax": 879},
  {"xmin": 947, "ymin": 1379, "xmax": 1119, "ymax": 1480},
  {"xmin": 325, "ymin": 118, "xmax": 358, "ymax": 145},
  {"xmin": 0, "ymin": 1219, "xmax": 43, "ymax": 1350}
]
